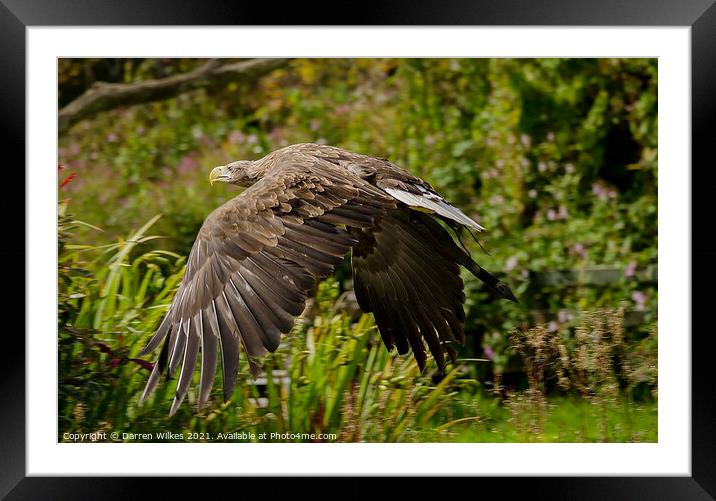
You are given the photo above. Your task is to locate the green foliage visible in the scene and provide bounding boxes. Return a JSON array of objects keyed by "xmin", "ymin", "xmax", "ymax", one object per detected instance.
[{"xmin": 58, "ymin": 58, "xmax": 657, "ymax": 442}]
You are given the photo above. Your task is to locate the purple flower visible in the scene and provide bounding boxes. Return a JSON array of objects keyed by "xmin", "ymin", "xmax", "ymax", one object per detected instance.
[
  {"xmin": 106, "ymin": 133, "xmax": 118, "ymax": 142},
  {"xmin": 624, "ymin": 261, "xmax": 637, "ymax": 278},
  {"xmin": 177, "ymin": 155, "xmax": 198, "ymax": 175},
  {"xmin": 557, "ymin": 310, "xmax": 573, "ymax": 323},
  {"xmin": 483, "ymin": 169, "xmax": 498, "ymax": 180},
  {"xmin": 335, "ymin": 104, "xmax": 351, "ymax": 115},
  {"xmin": 246, "ymin": 134, "xmax": 258, "ymax": 144},
  {"xmin": 228, "ymin": 130, "xmax": 245, "ymax": 144},
  {"xmin": 558, "ymin": 205, "xmax": 569, "ymax": 220},
  {"xmin": 504, "ymin": 256, "xmax": 518, "ymax": 272},
  {"xmin": 632, "ymin": 290, "xmax": 647, "ymax": 311},
  {"xmin": 520, "ymin": 134, "xmax": 531, "ymax": 147},
  {"xmin": 592, "ymin": 181, "xmax": 617, "ymax": 201},
  {"xmin": 483, "ymin": 345, "xmax": 494, "ymax": 360},
  {"xmin": 538, "ymin": 161, "xmax": 547, "ymax": 173},
  {"xmin": 309, "ymin": 119, "xmax": 321, "ymax": 132},
  {"xmin": 268, "ymin": 127, "xmax": 285, "ymax": 142},
  {"xmin": 547, "ymin": 321, "xmax": 559, "ymax": 333},
  {"xmin": 570, "ymin": 243, "xmax": 587, "ymax": 259}
]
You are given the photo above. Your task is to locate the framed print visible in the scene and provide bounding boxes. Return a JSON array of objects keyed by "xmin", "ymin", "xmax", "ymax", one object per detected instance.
[{"xmin": 5, "ymin": 0, "xmax": 715, "ymax": 497}]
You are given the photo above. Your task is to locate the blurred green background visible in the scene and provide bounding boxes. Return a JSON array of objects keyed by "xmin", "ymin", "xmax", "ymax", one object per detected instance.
[{"xmin": 58, "ymin": 58, "xmax": 657, "ymax": 443}]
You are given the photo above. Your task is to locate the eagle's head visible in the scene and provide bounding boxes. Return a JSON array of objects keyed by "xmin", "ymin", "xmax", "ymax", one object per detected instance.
[{"xmin": 209, "ymin": 160, "xmax": 261, "ymax": 187}]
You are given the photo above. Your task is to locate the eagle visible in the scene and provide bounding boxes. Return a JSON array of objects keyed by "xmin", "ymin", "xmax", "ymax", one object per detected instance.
[{"xmin": 138, "ymin": 143, "xmax": 517, "ymax": 415}]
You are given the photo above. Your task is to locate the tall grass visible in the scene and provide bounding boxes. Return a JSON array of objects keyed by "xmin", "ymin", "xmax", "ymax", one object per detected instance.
[{"xmin": 58, "ymin": 214, "xmax": 657, "ymax": 443}]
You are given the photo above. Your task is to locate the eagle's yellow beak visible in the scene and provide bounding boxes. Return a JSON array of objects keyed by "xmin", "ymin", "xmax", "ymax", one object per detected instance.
[{"xmin": 209, "ymin": 166, "xmax": 226, "ymax": 186}]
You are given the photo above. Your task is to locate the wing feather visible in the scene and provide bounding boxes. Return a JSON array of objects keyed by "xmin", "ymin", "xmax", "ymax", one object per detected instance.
[
  {"xmin": 352, "ymin": 208, "xmax": 467, "ymax": 374},
  {"xmin": 139, "ymin": 157, "xmax": 394, "ymax": 413}
]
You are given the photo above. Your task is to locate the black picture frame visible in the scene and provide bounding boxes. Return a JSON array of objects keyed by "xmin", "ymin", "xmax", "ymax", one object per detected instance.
[{"xmin": 4, "ymin": 0, "xmax": 714, "ymax": 498}]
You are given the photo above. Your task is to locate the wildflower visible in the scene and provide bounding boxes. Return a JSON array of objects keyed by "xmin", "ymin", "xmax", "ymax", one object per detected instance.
[
  {"xmin": 547, "ymin": 321, "xmax": 559, "ymax": 333},
  {"xmin": 538, "ymin": 161, "xmax": 547, "ymax": 172},
  {"xmin": 520, "ymin": 134, "xmax": 531, "ymax": 147},
  {"xmin": 528, "ymin": 189, "xmax": 538, "ymax": 199},
  {"xmin": 60, "ymin": 173, "xmax": 77, "ymax": 189},
  {"xmin": 565, "ymin": 162, "xmax": 575, "ymax": 173},
  {"xmin": 268, "ymin": 127, "xmax": 284, "ymax": 142},
  {"xmin": 335, "ymin": 104, "xmax": 351, "ymax": 115},
  {"xmin": 309, "ymin": 119, "xmax": 321, "ymax": 132},
  {"xmin": 557, "ymin": 309, "xmax": 573, "ymax": 323},
  {"xmin": 570, "ymin": 243, "xmax": 587, "ymax": 259},
  {"xmin": 592, "ymin": 181, "xmax": 617, "ymax": 201},
  {"xmin": 624, "ymin": 261, "xmax": 637, "ymax": 278},
  {"xmin": 557, "ymin": 205, "xmax": 569, "ymax": 220},
  {"xmin": 177, "ymin": 155, "xmax": 198, "ymax": 175},
  {"xmin": 547, "ymin": 131, "xmax": 555, "ymax": 142},
  {"xmin": 483, "ymin": 345, "xmax": 494, "ymax": 360},
  {"xmin": 504, "ymin": 256, "xmax": 518, "ymax": 272},
  {"xmin": 228, "ymin": 130, "xmax": 245, "ymax": 144},
  {"xmin": 632, "ymin": 290, "xmax": 647, "ymax": 311},
  {"xmin": 106, "ymin": 132, "xmax": 118, "ymax": 142}
]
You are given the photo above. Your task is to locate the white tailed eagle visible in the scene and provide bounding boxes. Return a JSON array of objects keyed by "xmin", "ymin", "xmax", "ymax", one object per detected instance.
[{"xmin": 138, "ymin": 143, "xmax": 517, "ymax": 415}]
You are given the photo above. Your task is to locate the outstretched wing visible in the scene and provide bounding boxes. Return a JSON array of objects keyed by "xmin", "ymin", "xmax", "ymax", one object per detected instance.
[
  {"xmin": 139, "ymin": 162, "xmax": 395, "ymax": 415},
  {"xmin": 351, "ymin": 209, "xmax": 467, "ymax": 374}
]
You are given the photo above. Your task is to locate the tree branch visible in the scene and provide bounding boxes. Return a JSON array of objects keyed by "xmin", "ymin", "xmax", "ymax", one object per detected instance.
[{"xmin": 58, "ymin": 58, "xmax": 290, "ymax": 135}]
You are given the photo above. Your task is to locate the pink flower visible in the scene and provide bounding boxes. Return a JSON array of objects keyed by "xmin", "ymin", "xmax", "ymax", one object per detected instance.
[
  {"xmin": 632, "ymin": 290, "xmax": 647, "ymax": 311},
  {"xmin": 558, "ymin": 205, "xmax": 569, "ymax": 220},
  {"xmin": 177, "ymin": 155, "xmax": 198, "ymax": 175},
  {"xmin": 570, "ymin": 243, "xmax": 587, "ymax": 259},
  {"xmin": 592, "ymin": 181, "xmax": 617, "ymax": 201},
  {"xmin": 520, "ymin": 134, "xmax": 531, "ymax": 147},
  {"xmin": 483, "ymin": 345, "xmax": 494, "ymax": 360},
  {"xmin": 557, "ymin": 310, "xmax": 573, "ymax": 323},
  {"xmin": 624, "ymin": 261, "xmax": 637, "ymax": 278},
  {"xmin": 335, "ymin": 104, "xmax": 351, "ymax": 115},
  {"xmin": 228, "ymin": 130, "xmax": 245, "ymax": 144}
]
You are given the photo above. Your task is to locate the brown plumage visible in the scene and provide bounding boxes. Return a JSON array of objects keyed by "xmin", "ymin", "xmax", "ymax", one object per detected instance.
[{"xmin": 138, "ymin": 143, "xmax": 517, "ymax": 415}]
